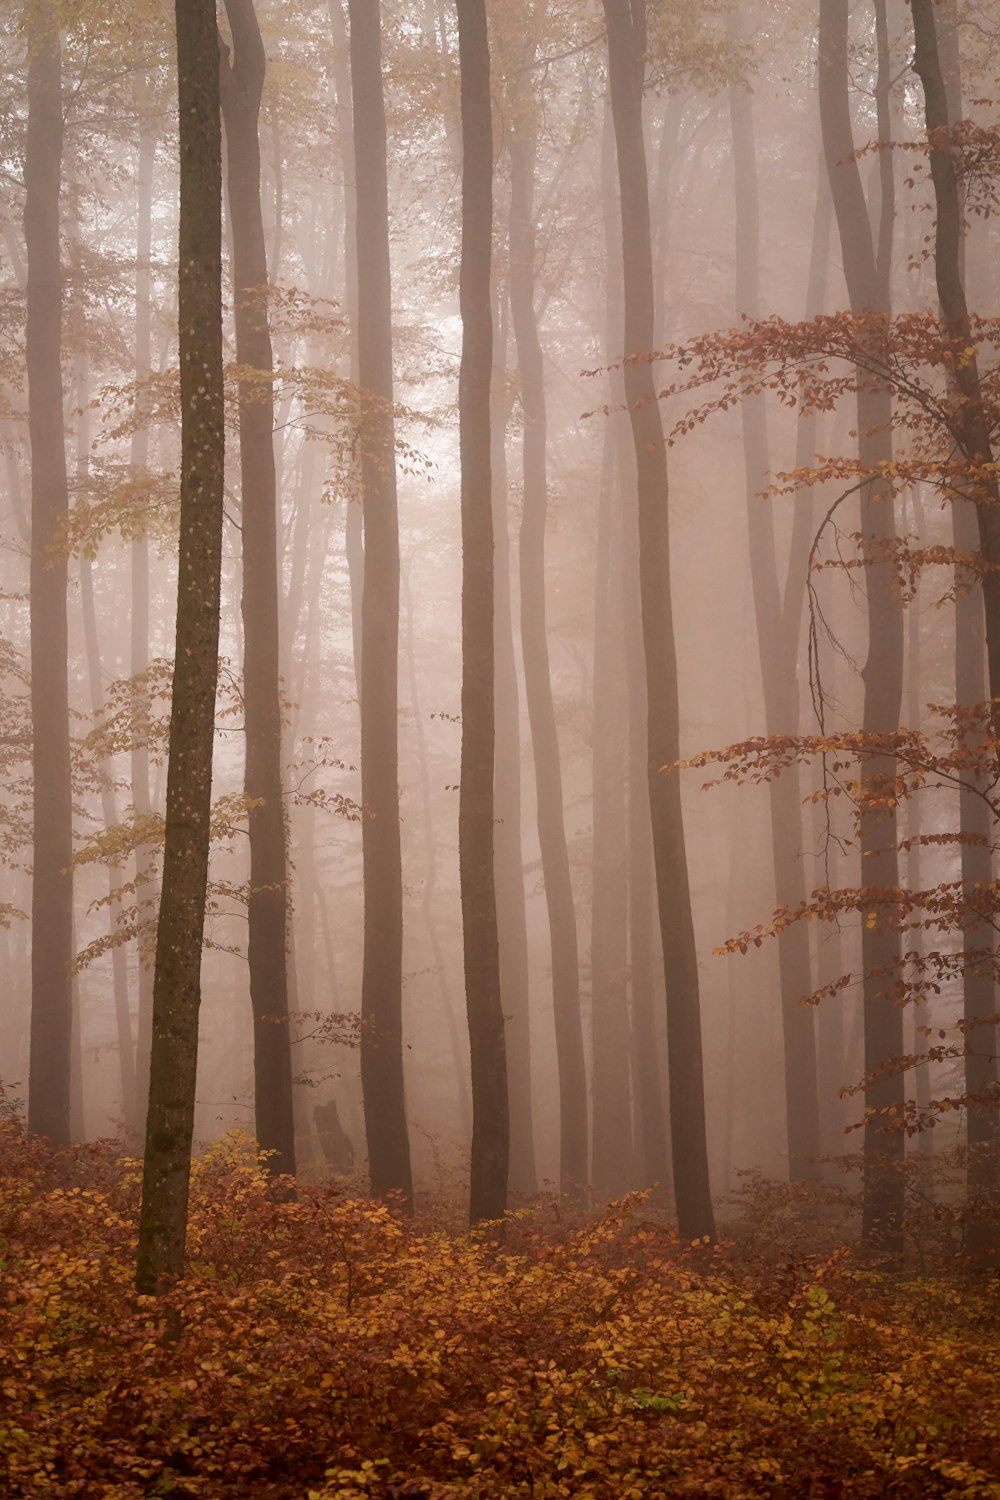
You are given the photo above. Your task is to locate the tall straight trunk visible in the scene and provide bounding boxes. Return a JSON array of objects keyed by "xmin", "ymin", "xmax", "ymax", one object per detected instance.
[
  {"xmin": 135, "ymin": 0, "xmax": 224, "ymax": 1294},
  {"xmin": 911, "ymin": 0, "xmax": 1000, "ymax": 1236},
  {"xmin": 905, "ymin": 491, "xmax": 933, "ymax": 1160},
  {"xmin": 510, "ymin": 128, "xmax": 588, "ymax": 1197},
  {"xmin": 131, "ymin": 95, "xmax": 158, "ymax": 1135},
  {"xmin": 25, "ymin": 4, "xmax": 72, "ymax": 1147},
  {"xmin": 347, "ymin": 0, "xmax": 412, "ymax": 1207},
  {"xmin": 818, "ymin": 0, "xmax": 904, "ymax": 1252},
  {"xmin": 491, "ymin": 294, "xmax": 538, "ymax": 1195},
  {"xmin": 592, "ymin": 106, "xmax": 634, "ymax": 1200},
  {"xmin": 728, "ymin": 74, "xmax": 821, "ymax": 1179},
  {"xmin": 220, "ymin": 0, "xmax": 296, "ymax": 1177},
  {"xmin": 457, "ymin": 0, "xmax": 508, "ymax": 1224},
  {"xmin": 327, "ymin": 0, "xmax": 364, "ymax": 693},
  {"xmin": 602, "ymin": 0, "xmax": 715, "ymax": 1240},
  {"xmin": 75, "ymin": 357, "xmax": 137, "ymax": 1137}
]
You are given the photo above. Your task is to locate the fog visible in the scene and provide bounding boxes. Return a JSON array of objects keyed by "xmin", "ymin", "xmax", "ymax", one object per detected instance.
[{"xmin": 2, "ymin": 0, "xmax": 998, "ymax": 1249}]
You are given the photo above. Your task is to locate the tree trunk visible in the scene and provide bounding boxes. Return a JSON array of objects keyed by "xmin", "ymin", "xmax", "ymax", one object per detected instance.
[
  {"xmin": 220, "ymin": 0, "xmax": 296, "ymax": 1178},
  {"xmin": 510, "ymin": 128, "xmax": 588, "ymax": 1198},
  {"xmin": 135, "ymin": 0, "xmax": 225, "ymax": 1294},
  {"xmin": 818, "ymin": 0, "xmax": 905, "ymax": 1252},
  {"xmin": 346, "ymin": 0, "xmax": 412, "ymax": 1207},
  {"xmin": 729, "ymin": 71, "xmax": 821, "ymax": 1180},
  {"xmin": 602, "ymin": 0, "xmax": 715, "ymax": 1240},
  {"xmin": 457, "ymin": 0, "xmax": 508, "ymax": 1224},
  {"xmin": 131, "ymin": 92, "xmax": 158, "ymax": 1140},
  {"xmin": 491, "ymin": 292, "xmax": 538, "ymax": 1196},
  {"xmin": 25, "ymin": 3, "xmax": 73, "ymax": 1148},
  {"xmin": 911, "ymin": 0, "xmax": 1000, "ymax": 1244}
]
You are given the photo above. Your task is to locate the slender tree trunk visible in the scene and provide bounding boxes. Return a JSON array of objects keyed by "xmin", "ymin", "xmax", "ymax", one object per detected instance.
[
  {"xmin": 346, "ymin": 0, "xmax": 412, "ymax": 1207},
  {"xmin": 592, "ymin": 106, "xmax": 634, "ymax": 1200},
  {"xmin": 25, "ymin": 3, "xmax": 73, "ymax": 1147},
  {"xmin": 491, "ymin": 292, "xmax": 538, "ymax": 1195},
  {"xmin": 220, "ymin": 0, "xmax": 296, "ymax": 1177},
  {"xmin": 135, "ymin": 0, "xmax": 225, "ymax": 1294},
  {"xmin": 457, "ymin": 0, "xmax": 508, "ymax": 1224},
  {"xmin": 602, "ymin": 0, "xmax": 715, "ymax": 1240},
  {"xmin": 510, "ymin": 128, "xmax": 588, "ymax": 1197},
  {"xmin": 75, "ymin": 357, "xmax": 138, "ymax": 1137},
  {"xmin": 819, "ymin": 0, "xmax": 905, "ymax": 1252},
  {"xmin": 729, "ymin": 72, "xmax": 820, "ymax": 1180},
  {"xmin": 131, "ymin": 95, "xmax": 158, "ymax": 1138},
  {"xmin": 911, "ymin": 0, "xmax": 1000, "ymax": 1241}
]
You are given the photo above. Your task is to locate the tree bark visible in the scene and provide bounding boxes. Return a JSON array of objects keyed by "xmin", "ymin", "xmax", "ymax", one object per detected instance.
[
  {"xmin": 346, "ymin": 0, "xmax": 413, "ymax": 1207},
  {"xmin": 510, "ymin": 126, "xmax": 588, "ymax": 1198},
  {"xmin": 911, "ymin": 0, "xmax": 999, "ymax": 1243},
  {"xmin": 602, "ymin": 0, "xmax": 715, "ymax": 1240},
  {"xmin": 818, "ymin": 0, "xmax": 905, "ymax": 1252},
  {"xmin": 457, "ymin": 0, "xmax": 508, "ymax": 1224},
  {"xmin": 25, "ymin": 2, "xmax": 73, "ymax": 1147},
  {"xmin": 220, "ymin": 0, "xmax": 297, "ymax": 1178},
  {"xmin": 135, "ymin": 0, "xmax": 225, "ymax": 1294}
]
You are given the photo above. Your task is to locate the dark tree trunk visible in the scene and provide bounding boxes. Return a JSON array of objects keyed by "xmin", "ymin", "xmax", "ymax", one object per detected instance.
[
  {"xmin": 457, "ymin": 0, "xmax": 508, "ymax": 1224},
  {"xmin": 491, "ymin": 294, "xmax": 538, "ymax": 1196},
  {"xmin": 818, "ymin": 0, "xmax": 905, "ymax": 1252},
  {"xmin": 220, "ymin": 0, "xmax": 296, "ymax": 1178},
  {"xmin": 25, "ymin": 4, "xmax": 73, "ymax": 1148},
  {"xmin": 135, "ymin": 0, "xmax": 225, "ymax": 1294},
  {"xmin": 911, "ymin": 0, "xmax": 1000, "ymax": 1242},
  {"xmin": 347, "ymin": 0, "xmax": 413, "ymax": 1207},
  {"xmin": 509, "ymin": 129, "xmax": 588, "ymax": 1198},
  {"xmin": 728, "ymin": 72, "xmax": 821, "ymax": 1180},
  {"xmin": 602, "ymin": 0, "xmax": 715, "ymax": 1240}
]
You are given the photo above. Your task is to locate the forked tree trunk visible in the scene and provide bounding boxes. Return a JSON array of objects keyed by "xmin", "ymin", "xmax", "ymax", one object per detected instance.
[
  {"xmin": 510, "ymin": 126, "xmax": 588, "ymax": 1198},
  {"xmin": 347, "ymin": 0, "xmax": 413, "ymax": 1207},
  {"xmin": 457, "ymin": 0, "xmax": 508, "ymax": 1224},
  {"xmin": 135, "ymin": 0, "xmax": 225, "ymax": 1294},
  {"xmin": 220, "ymin": 0, "xmax": 296, "ymax": 1177},
  {"xmin": 602, "ymin": 0, "xmax": 715, "ymax": 1240},
  {"xmin": 25, "ymin": 3, "xmax": 73, "ymax": 1147},
  {"xmin": 818, "ymin": 0, "xmax": 905, "ymax": 1252}
]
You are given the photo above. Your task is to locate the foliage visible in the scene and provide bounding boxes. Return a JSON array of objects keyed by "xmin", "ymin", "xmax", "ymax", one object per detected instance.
[{"xmin": 1, "ymin": 1127, "xmax": 1000, "ymax": 1498}]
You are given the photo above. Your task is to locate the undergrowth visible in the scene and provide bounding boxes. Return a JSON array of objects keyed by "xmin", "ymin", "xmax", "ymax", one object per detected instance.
[{"xmin": 1, "ymin": 1123, "xmax": 999, "ymax": 1498}]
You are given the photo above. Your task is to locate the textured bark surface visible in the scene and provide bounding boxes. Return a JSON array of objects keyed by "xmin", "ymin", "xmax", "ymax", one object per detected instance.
[
  {"xmin": 220, "ymin": 0, "xmax": 297, "ymax": 1178},
  {"xmin": 818, "ymin": 0, "xmax": 904, "ymax": 1252},
  {"xmin": 510, "ymin": 126, "xmax": 588, "ymax": 1198},
  {"xmin": 348, "ymin": 0, "xmax": 413, "ymax": 1207},
  {"xmin": 457, "ymin": 0, "xmax": 509, "ymax": 1224},
  {"xmin": 602, "ymin": 0, "xmax": 715, "ymax": 1241},
  {"xmin": 25, "ymin": 5, "xmax": 73, "ymax": 1148},
  {"xmin": 136, "ymin": 0, "xmax": 225, "ymax": 1294}
]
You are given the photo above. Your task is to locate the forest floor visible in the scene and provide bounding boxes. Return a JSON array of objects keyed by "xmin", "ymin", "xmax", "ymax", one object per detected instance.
[{"xmin": 1, "ymin": 1124, "xmax": 999, "ymax": 1499}]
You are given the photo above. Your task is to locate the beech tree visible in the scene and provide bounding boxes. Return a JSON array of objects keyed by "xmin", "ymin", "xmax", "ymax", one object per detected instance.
[
  {"xmin": 24, "ymin": 0, "xmax": 73, "ymax": 1148},
  {"xmin": 457, "ymin": 0, "xmax": 508, "ymax": 1224},
  {"xmin": 602, "ymin": 0, "xmax": 715, "ymax": 1241},
  {"xmin": 135, "ymin": 0, "xmax": 225, "ymax": 1294},
  {"xmin": 348, "ymin": 0, "xmax": 413, "ymax": 1208}
]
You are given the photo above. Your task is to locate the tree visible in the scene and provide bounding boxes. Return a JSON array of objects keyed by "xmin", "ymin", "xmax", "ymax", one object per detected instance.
[
  {"xmin": 602, "ymin": 0, "xmax": 715, "ymax": 1241},
  {"xmin": 220, "ymin": 0, "xmax": 297, "ymax": 1178},
  {"xmin": 25, "ymin": 0, "xmax": 73, "ymax": 1148},
  {"xmin": 818, "ymin": 0, "xmax": 904, "ymax": 1252},
  {"xmin": 348, "ymin": 0, "xmax": 413, "ymax": 1208},
  {"xmin": 457, "ymin": 0, "xmax": 509, "ymax": 1225},
  {"xmin": 508, "ymin": 16, "xmax": 588, "ymax": 1199},
  {"xmin": 135, "ymin": 0, "xmax": 225, "ymax": 1294}
]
